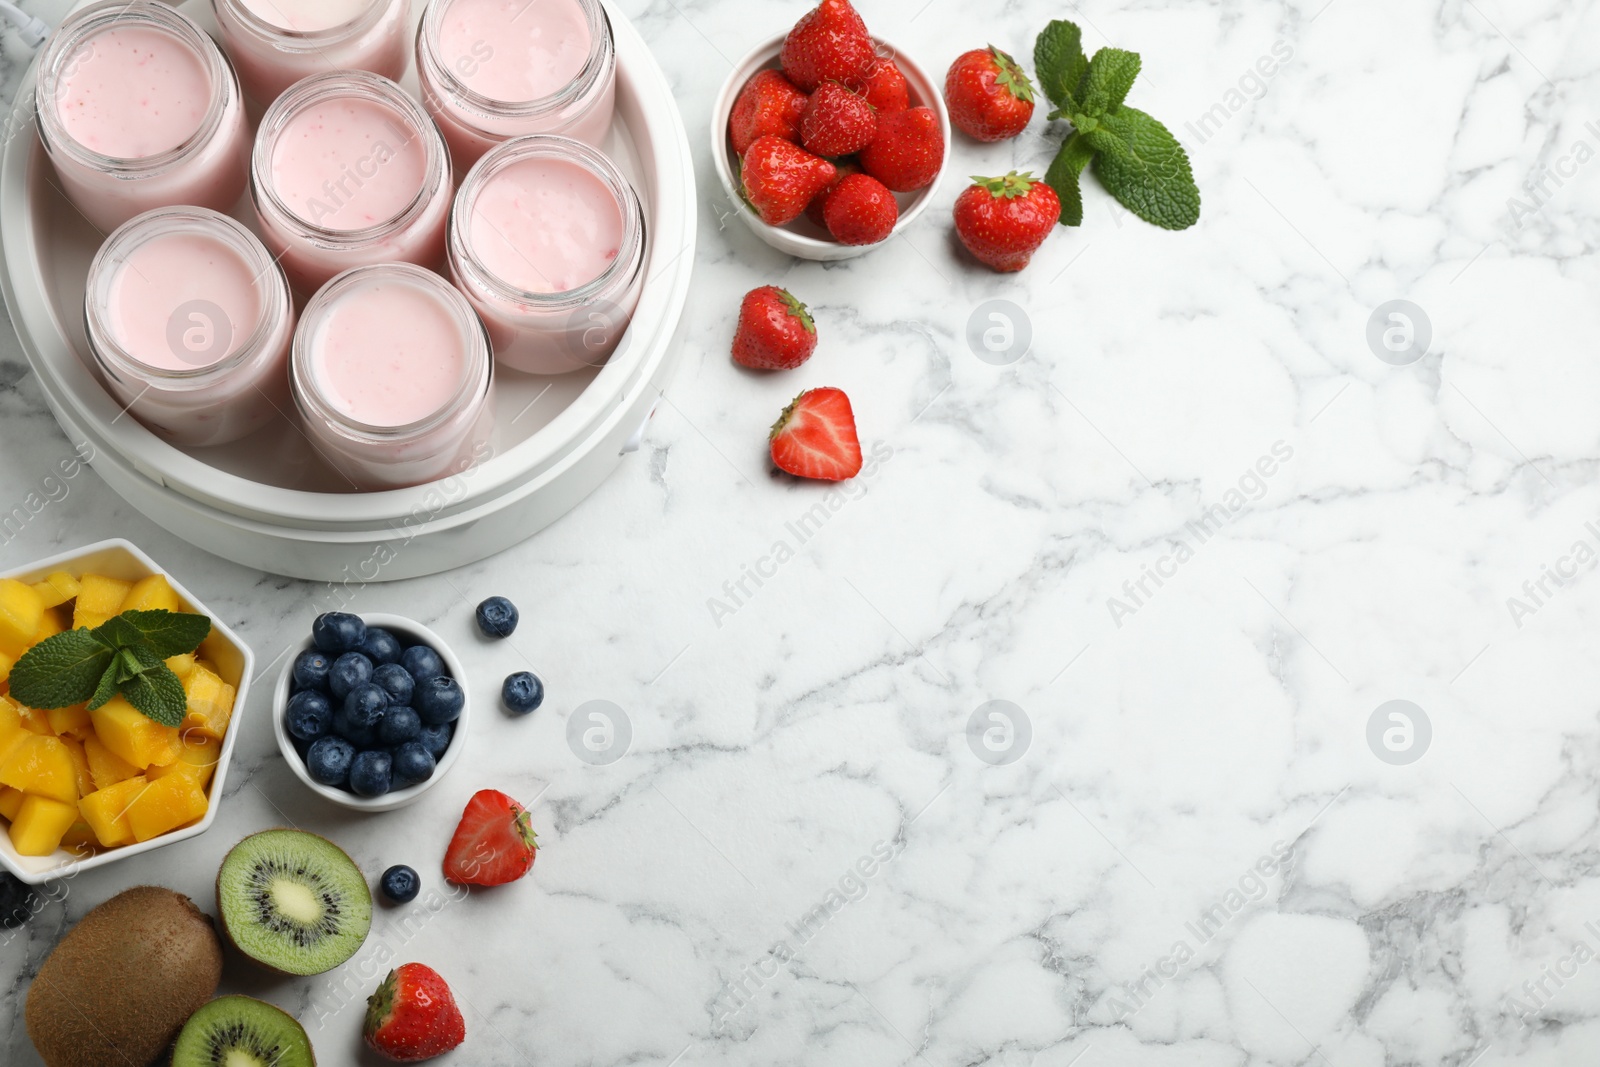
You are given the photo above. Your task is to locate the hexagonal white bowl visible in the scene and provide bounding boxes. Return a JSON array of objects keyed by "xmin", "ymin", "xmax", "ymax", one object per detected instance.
[
  {"xmin": 272, "ymin": 613, "xmax": 469, "ymax": 813},
  {"xmin": 0, "ymin": 539, "xmax": 255, "ymax": 886},
  {"xmin": 711, "ymin": 32, "xmax": 952, "ymax": 261}
]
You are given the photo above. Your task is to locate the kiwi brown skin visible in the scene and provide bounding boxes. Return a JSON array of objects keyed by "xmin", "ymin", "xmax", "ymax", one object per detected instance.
[
  {"xmin": 215, "ymin": 828, "xmax": 370, "ymax": 976},
  {"xmin": 25, "ymin": 886, "xmax": 223, "ymax": 1067}
]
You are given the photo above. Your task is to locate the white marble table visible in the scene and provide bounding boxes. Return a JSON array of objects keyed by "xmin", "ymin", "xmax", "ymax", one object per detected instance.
[{"xmin": 4, "ymin": 0, "xmax": 1599, "ymax": 1064}]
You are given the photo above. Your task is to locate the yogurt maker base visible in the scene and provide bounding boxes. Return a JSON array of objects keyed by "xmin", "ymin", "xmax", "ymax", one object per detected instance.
[{"xmin": 0, "ymin": 0, "xmax": 696, "ymax": 581}]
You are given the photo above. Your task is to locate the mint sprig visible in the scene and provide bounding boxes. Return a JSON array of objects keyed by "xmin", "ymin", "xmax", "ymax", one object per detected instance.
[
  {"xmin": 9, "ymin": 609, "xmax": 210, "ymax": 727},
  {"xmin": 1033, "ymin": 20, "xmax": 1201, "ymax": 231}
]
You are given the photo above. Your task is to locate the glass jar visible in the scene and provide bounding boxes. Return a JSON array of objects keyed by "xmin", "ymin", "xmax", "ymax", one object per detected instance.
[
  {"xmin": 212, "ymin": 0, "xmax": 410, "ymax": 106},
  {"xmin": 36, "ymin": 1, "xmax": 250, "ymax": 234},
  {"xmin": 415, "ymin": 0, "xmax": 616, "ymax": 173},
  {"xmin": 449, "ymin": 136, "xmax": 645, "ymax": 376},
  {"xmin": 85, "ymin": 207, "xmax": 295, "ymax": 448},
  {"xmin": 251, "ymin": 71, "xmax": 454, "ymax": 298},
  {"xmin": 291, "ymin": 264, "xmax": 496, "ymax": 490}
]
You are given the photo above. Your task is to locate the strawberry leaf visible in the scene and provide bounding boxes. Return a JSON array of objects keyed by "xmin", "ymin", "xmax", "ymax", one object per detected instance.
[{"xmin": 989, "ymin": 46, "xmax": 1036, "ymax": 104}]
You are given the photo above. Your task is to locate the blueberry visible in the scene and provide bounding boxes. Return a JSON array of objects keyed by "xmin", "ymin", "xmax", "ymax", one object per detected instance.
[
  {"xmin": 292, "ymin": 650, "xmax": 332, "ymax": 693},
  {"xmin": 306, "ymin": 736, "xmax": 356, "ymax": 787},
  {"xmin": 334, "ymin": 683, "xmax": 388, "ymax": 747},
  {"xmin": 400, "ymin": 644, "xmax": 446, "ymax": 683},
  {"xmin": 372, "ymin": 663, "xmax": 415, "ymax": 706},
  {"xmin": 392, "ymin": 741, "xmax": 436, "ymax": 786},
  {"xmin": 285, "ymin": 690, "xmax": 333, "ymax": 742},
  {"xmin": 377, "ymin": 705, "xmax": 422, "ymax": 746},
  {"xmin": 360, "ymin": 627, "xmax": 403, "ymax": 666},
  {"xmin": 415, "ymin": 676, "xmax": 465, "ymax": 725},
  {"xmin": 312, "ymin": 612, "xmax": 366, "ymax": 655},
  {"xmin": 475, "ymin": 596, "xmax": 519, "ymax": 638},
  {"xmin": 349, "ymin": 750, "xmax": 393, "ymax": 797},
  {"xmin": 501, "ymin": 671, "xmax": 544, "ymax": 716},
  {"xmin": 328, "ymin": 652, "xmax": 374, "ymax": 701},
  {"xmin": 0, "ymin": 870, "xmax": 38, "ymax": 929},
  {"xmin": 380, "ymin": 864, "xmax": 420, "ymax": 904},
  {"xmin": 419, "ymin": 722, "xmax": 454, "ymax": 758}
]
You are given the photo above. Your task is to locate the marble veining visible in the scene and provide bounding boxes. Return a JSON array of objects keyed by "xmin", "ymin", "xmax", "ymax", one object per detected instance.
[{"xmin": 4, "ymin": 0, "xmax": 1600, "ymax": 1064}]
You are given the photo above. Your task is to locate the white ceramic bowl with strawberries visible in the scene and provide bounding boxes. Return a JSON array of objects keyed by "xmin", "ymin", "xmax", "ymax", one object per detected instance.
[
  {"xmin": 712, "ymin": 33, "xmax": 951, "ymax": 261},
  {"xmin": 0, "ymin": 539, "xmax": 254, "ymax": 886}
]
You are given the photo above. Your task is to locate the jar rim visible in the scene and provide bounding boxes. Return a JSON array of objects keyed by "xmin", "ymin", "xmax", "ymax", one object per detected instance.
[
  {"xmin": 214, "ymin": 0, "xmax": 395, "ymax": 48},
  {"xmin": 251, "ymin": 70, "xmax": 451, "ymax": 247},
  {"xmin": 416, "ymin": 0, "xmax": 613, "ymax": 121},
  {"xmin": 291, "ymin": 263, "xmax": 494, "ymax": 440},
  {"xmin": 448, "ymin": 134, "xmax": 646, "ymax": 313},
  {"xmin": 85, "ymin": 207, "xmax": 292, "ymax": 387},
  {"xmin": 37, "ymin": 1, "xmax": 236, "ymax": 178}
]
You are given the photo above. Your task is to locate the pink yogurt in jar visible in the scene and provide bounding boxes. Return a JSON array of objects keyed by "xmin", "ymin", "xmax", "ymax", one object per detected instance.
[
  {"xmin": 292, "ymin": 264, "xmax": 496, "ymax": 489},
  {"xmin": 450, "ymin": 136, "xmax": 644, "ymax": 375},
  {"xmin": 212, "ymin": 0, "xmax": 410, "ymax": 106},
  {"xmin": 416, "ymin": 0, "xmax": 616, "ymax": 173},
  {"xmin": 252, "ymin": 71, "xmax": 453, "ymax": 298},
  {"xmin": 85, "ymin": 207, "xmax": 295, "ymax": 447},
  {"xmin": 37, "ymin": 2, "xmax": 250, "ymax": 234}
]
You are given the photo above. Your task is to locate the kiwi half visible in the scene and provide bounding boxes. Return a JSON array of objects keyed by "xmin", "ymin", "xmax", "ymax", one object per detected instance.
[
  {"xmin": 217, "ymin": 829, "xmax": 372, "ymax": 976},
  {"xmin": 173, "ymin": 995, "xmax": 316, "ymax": 1067}
]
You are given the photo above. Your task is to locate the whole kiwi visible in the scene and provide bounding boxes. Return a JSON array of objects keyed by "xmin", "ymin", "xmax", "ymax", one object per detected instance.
[{"xmin": 25, "ymin": 886, "xmax": 223, "ymax": 1067}]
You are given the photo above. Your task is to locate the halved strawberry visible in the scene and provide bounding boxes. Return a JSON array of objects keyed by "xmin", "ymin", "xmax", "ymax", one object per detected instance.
[
  {"xmin": 443, "ymin": 789, "xmax": 538, "ymax": 887},
  {"xmin": 770, "ymin": 387, "xmax": 863, "ymax": 481}
]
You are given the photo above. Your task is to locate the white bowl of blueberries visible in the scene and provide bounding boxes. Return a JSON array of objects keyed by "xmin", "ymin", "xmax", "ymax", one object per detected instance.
[{"xmin": 273, "ymin": 612, "xmax": 471, "ymax": 812}]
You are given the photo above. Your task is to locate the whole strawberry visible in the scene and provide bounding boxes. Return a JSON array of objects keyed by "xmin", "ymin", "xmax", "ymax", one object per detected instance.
[
  {"xmin": 770, "ymin": 387, "xmax": 863, "ymax": 482},
  {"xmin": 945, "ymin": 46, "xmax": 1035, "ymax": 142},
  {"xmin": 443, "ymin": 788, "xmax": 538, "ymax": 887},
  {"xmin": 733, "ymin": 286, "xmax": 817, "ymax": 370},
  {"xmin": 730, "ymin": 68, "xmax": 809, "ymax": 155},
  {"xmin": 860, "ymin": 57, "xmax": 909, "ymax": 112},
  {"xmin": 953, "ymin": 171, "xmax": 1061, "ymax": 272},
  {"xmin": 741, "ymin": 135, "xmax": 837, "ymax": 226},
  {"xmin": 824, "ymin": 173, "xmax": 898, "ymax": 245},
  {"xmin": 859, "ymin": 106, "xmax": 944, "ymax": 192},
  {"xmin": 801, "ymin": 81, "xmax": 876, "ymax": 158},
  {"xmin": 781, "ymin": 0, "xmax": 875, "ymax": 92},
  {"xmin": 364, "ymin": 963, "xmax": 466, "ymax": 1062},
  {"xmin": 805, "ymin": 159, "xmax": 861, "ymax": 227}
]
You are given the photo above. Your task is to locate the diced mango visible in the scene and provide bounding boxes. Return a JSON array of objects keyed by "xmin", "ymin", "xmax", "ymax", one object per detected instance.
[
  {"xmin": 148, "ymin": 732, "xmax": 221, "ymax": 789},
  {"xmin": 125, "ymin": 773, "xmax": 206, "ymax": 842},
  {"xmin": 89, "ymin": 697, "xmax": 180, "ymax": 770},
  {"xmin": 46, "ymin": 704, "xmax": 91, "ymax": 740},
  {"xmin": 0, "ymin": 650, "xmax": 12, "ymax": 686},
  {"xmin": 166, "ymin": 653, "xmax": 196, "ymax": 679},
  {"xmin": 0, "ymin": 579, "xmax": 44, "ymax": 659},
  {"xmin": 0, "ymin": 786, "xmax": 22, "ymax": 820},
  {"xmin": 0, "ymin": 698, "xmax": 26, "ymax": 764},
  {"xmin": 18, "ymin": 704, "xmax": 54, "ymax": 735},
  {"xmin": 30, "ymin": 571, "xmax": 80, "ymax": 610},
  {"xmin": 9, "ymin": 794, "xmax": 77, "ymax": 855},
  {"xmin": 181, "ymin": 666, "xmax": 236, "ymax": 742},
  {"xmin": 84, "ymin": 733, "xmax": 142, "ymax": 790},
  {"xmin": 72, "ymin": 574, "xmax": 130, "ymax": 631},
  {"xmin": 0, "ymin": 735, "xmax": 78, "ymax": 803},
  {"xmin": 121, "ymin": 574, "xmax": 182, "ymax": 613},
  {"xmin": 32, "ymin": 606, "xmax": 66, "ymax": 645},
  {"xmin": 78, "ymin": 776, "xmax": 148, "ymax": 847},
  {"xmin": 59, "ymin": 736, "xmax": 94, "ymax": 798},
  {"xmin": 60, "ymin": 820, "xmax": 99, "ymax": 852}
]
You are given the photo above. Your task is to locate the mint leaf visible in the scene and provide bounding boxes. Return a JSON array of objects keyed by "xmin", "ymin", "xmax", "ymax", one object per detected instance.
[
  {"xmin": 88, "ymin": 665, "xmax": 120, "ymax": 711},
  {"xmin": 8, "ymin": 629, "xmax": 113, "ymax": 710},
  {"xmin": 1034, "ymin": 20, "xmax": 1088, "ymax": 112},
  {"xmin": 118, "ymin": 610, "xmax": 210, "ymax": 659},
  {"xmin": 1090, "ymin": 107, "xmax": 1201, "ymax": 230},
  {"xmin": 1080, "ymin": 48, "xmax": 1141, "ymax": 116},
  {"xmin": 93, "ymin": 614, "xmax": 145, "ymax": 651},
  {"xmin": 1045, "ymin": 134, "xmax": 1097, "ymax": 227},
  {"xmin": 120, "ymin": 662, "xmax": 187, "ymax": 727}
]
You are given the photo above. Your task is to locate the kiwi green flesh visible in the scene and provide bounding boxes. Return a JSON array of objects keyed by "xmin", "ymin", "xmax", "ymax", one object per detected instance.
[
  {"xmin": 173, "ymin": 996, "xmax": 315, "ymax": 1067},
  {"xmin": 218, "ymin": 829, "xmax": 372, "ymax": 976}
]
